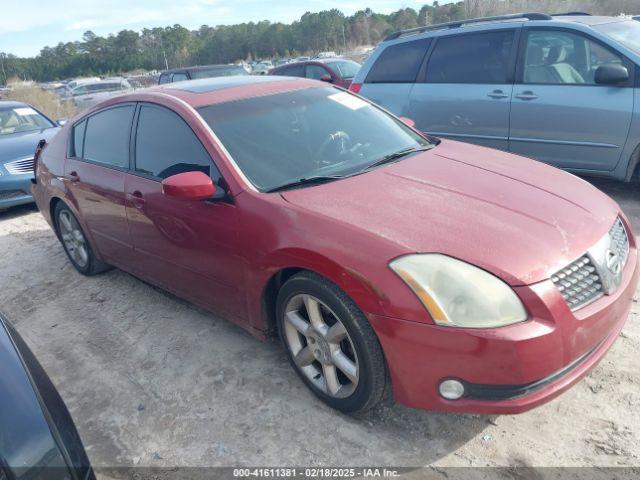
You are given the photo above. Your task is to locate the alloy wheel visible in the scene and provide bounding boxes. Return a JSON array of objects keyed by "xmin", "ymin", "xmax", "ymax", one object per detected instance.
[
  {"xmin": 283, "ymin": 293, "xmax": 359, "ymax": 398},
  {"xmin": 58, "ymin": 210, "xmax": 89, "ymax": 268}
]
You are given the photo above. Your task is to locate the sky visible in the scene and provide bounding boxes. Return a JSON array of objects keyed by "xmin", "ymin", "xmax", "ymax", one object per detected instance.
[{"xmin": 0, "ymin": 0, "xmax": 431, "ymax": 57}]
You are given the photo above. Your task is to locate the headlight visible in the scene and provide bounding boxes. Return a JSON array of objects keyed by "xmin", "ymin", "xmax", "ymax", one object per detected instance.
[{"xmin": 389, "ymin": 254, "xmax": 527, "ymax": 328}]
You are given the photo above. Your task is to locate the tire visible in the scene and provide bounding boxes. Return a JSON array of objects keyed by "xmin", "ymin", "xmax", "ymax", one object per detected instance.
[
  {"xmin": 276, "ymin": 271, "xmax": 388, "ymax": 413},
  {"xmin": 54, "ymin": 202, "xmax": 110, "ymax": 276}
]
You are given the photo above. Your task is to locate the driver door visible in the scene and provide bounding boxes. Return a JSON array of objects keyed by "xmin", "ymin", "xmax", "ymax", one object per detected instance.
[
  {"xmin": 125, "ymin": 103, "xmax": 246, "ymax": 321},
  {"xmin": 509, "ymin": 28, "xmax": 634, "ymax": 171}
]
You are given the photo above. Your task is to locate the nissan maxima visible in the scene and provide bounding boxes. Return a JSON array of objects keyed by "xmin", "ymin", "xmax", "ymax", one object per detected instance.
[{"xmin": 31, "ymin": 76, "xmax": 638, "ymax": 413}]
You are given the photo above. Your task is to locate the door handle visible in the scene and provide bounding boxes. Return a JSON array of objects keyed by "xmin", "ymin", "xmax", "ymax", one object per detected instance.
[
  {"xmin": 66, "ymin": 171, "xmax": 80, "ymax": 182},
  {"xmin": 487, "ymin": 90, "xmax": 509, "ymax": 99},
  {"xmin": 126, "ymin": 191, "xmax": 146, "ymax": 208},
  {"xmin": 515, "ymin": 91, "xmax": 538, "ymax": 100}
]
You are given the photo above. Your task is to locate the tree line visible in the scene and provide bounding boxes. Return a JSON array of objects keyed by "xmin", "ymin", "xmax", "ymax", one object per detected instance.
[{"xmin": 1, "ymin": 0, "xmax": 637, "ymax": 83}]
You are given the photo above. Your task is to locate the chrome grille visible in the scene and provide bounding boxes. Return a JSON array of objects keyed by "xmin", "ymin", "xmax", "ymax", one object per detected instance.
[
  {"xmin": 609, "ymin": 217, "xmax": 629, "ymax": 267},
  {"xmin": 552, "ymin": 217, "xmax": 630, "ymax": 311},
  {"xmin": 551, "ymin": 256, "xmax": 603, "ymax": 310},
  {"xmin": 4, "ymin": 157, "xmax": 34, "ymax": 175}
]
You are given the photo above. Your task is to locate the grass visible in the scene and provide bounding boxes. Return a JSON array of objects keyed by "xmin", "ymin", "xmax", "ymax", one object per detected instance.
[{"xmin": 4, "ymin": 83, "xmax": 77, "ymax": 121}]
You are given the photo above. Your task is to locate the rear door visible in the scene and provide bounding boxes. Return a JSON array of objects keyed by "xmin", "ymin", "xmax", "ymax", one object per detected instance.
[
  {"xmin": 358, "ymin": 38, "xmax": 431, "ymax": 115},
  {"xmin": 65, "ymin": 104, "xmax": 135, "ymax": 263},
  {"xmin": 509, "ymin": 27, "xmax": 634, "ymax": 171},
  {"xmin": 408, "ymin": 28, "xmax": 518, "ymax": 150},
  {"xmin": 125, "ymin": 103, "xmax": 246, "ymax": 321}
]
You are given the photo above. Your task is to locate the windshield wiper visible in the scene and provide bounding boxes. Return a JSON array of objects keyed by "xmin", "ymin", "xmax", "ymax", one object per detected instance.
[
  {"xmin": 363, "ymin": 145, "xmax": 433, "ymax": 171},
  {"xmin": 266, "ymin": 175, "xmax": 346, "ymax": 193}
]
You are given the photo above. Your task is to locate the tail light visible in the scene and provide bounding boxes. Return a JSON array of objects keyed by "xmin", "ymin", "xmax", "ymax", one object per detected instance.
[{"xmin": 348, "ymin": 82, "xmax": 362, "ymax": 94}]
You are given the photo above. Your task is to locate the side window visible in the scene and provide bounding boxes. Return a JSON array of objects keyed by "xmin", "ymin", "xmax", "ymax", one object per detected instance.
[
  {"xmin": 71, "ymin": 120, "xmax": 86, "ymax": 157},
  {"xmin": 365, "ymin": 38, "xmax": 431, "ymax": 83},
  {"xmin": 83, "ymin": 105, "xmax": 134, "ymax": 168},
  {"xmin": 305, "ymin": 65, "xmax": 329, "ymax": 80},
  {"xmin": 426, "ymin": 31, "xmax": 515, "ymax": 84},
  {"xmin": 134, "ymin": 104, "xmax": 219, "ymax": 180},
  {"xmin": 284, "ymin": 64, "xmax": 305, "ymax": 77},
  {"xmin": 523, "ymin": 30, "xmax": 626, "ymax": 85},
  {"xmin": 171, "ymin": 72, "xmax": 189, "ymax": 82},
  {"xmin": 158, "ymin": 73, "xmax": 170, "ymax": 84}
]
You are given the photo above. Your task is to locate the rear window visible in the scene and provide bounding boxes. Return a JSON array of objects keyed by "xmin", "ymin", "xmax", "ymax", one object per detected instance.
[
  {"xmin": 425, "ymin": 31, "xmax": 515, "ymax": 84},
  {"xmin": 83, "ymin": 105, "xmax": 134, "ymax": 168},
  {"xmin": 365, "ymin": 38, "xmax": 431, "ymax": 83}
]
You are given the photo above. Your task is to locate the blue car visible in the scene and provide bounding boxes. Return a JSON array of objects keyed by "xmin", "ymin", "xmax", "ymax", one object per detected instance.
[
  {"xmin": 1, "ymin": 101, "xmax": 60, "ymax": 210},
  {"xmin": 351, "ymin": 13, "xmax": 640, "ymax": 181}
]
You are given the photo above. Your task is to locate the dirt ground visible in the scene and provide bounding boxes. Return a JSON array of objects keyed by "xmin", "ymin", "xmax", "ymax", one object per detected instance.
[{"xmin": 0, "ymin": 178, "xmax": 638, "ymax": 473}]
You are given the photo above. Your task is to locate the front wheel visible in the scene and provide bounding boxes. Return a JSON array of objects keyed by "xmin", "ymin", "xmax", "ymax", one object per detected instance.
[
  {"xmin": 276, "ymin": 272, "xmax": 388, "ymax": 413},
  {"xmin": 54, "ymin": 202, "xmax": 110, "ymax": 276}
]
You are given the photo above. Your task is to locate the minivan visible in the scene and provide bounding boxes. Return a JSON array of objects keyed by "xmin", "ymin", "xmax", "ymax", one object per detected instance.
[{"xmin": 351, "ymin": 13, "xmax": 640, "ymax": 181}]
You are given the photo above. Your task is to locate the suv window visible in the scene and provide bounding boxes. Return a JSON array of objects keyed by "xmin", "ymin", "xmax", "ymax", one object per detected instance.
[
  {"xmin": 365, "ymin": 38, "xmax": 431, "ymax": 83},
  {"xmin": 83, "ymin": 105, "xmax": 134, "ymax": 168},
  {"xmin": 305, "ymin": 65, "xmax": 329, "ymax": 80},
  {"xmin": 159, "ymin": 73, "xmax": 170, "ymax": 84},
  {"xmin": 134, "ymin": 104, "xmax": 216, "ymax": 180},
  {"xmin": 523, "ymin": 30, "xmax": 625, "ymax": 85},
  {"xmin": 426, "ymin": 31, "xmax": 515, "ymax": 84}
]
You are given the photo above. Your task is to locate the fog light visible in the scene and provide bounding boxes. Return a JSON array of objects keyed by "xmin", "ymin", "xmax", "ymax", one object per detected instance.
[{"xmin": 439, "ymin": 379, "xmax": 465, "ymax": 400}]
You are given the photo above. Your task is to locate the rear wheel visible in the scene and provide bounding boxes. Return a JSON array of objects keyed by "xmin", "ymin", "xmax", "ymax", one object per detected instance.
[
  {"xmin": 54, "ymin": 202, "xmax": 110, "ymax": 275},
  {"xmin": 277, "ymin": 271, "xmax": 388, "ymax": 413}
]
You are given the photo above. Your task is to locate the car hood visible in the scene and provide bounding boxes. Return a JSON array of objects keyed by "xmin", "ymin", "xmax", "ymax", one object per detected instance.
[
  {"xmin": 281, "ymin": 140, "xmax": 621, "ymax": 286},
  {"xmin": 0, "ymin": 127, "xmax": 60, "ymax": 163}
]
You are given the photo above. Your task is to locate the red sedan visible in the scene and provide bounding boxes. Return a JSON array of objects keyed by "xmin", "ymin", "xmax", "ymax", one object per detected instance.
[{"xmin": 32, "ymin": 76, "xmax": 637, "ymax": 414}]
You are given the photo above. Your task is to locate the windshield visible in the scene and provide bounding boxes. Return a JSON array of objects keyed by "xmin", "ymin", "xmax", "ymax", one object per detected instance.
[
  {"xmin": 594, "ymin": 20, "xmax": 640, "ymax": 55},
  {"xmin": 0, "ymin": 106, "xmax": 55, "ymax": 135},
  {"xmin": 198, "ymin": 87, "xmax": 429, "ymax": 192},
  {"xmin": 325, "ymin": 60, "xmax": 361, "ymax": 79},
  {"xmin": 191, "ymin": 66, "xmax": 248, "ymax": 79}
]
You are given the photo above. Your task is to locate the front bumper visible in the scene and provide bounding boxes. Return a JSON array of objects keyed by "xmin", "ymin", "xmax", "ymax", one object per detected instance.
[
  {"xmin": 0, "ymin": 174, "xmax": 34, "ymax": 210},
  {"xmin": 369, "ymin": 245, "xmax": 638, "ymax": 414}
]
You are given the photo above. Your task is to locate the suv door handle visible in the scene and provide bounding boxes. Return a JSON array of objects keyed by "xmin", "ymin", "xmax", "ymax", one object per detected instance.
[
  {"xmin": 515, "ymin": 91, "xmax": 538, "ymax": 100},
  {"xmin": 126, "ymin": 191, "xmax": 146, "ymax": 208},
  {"xmin": 487, "ymin": 90, "xmax": 509, "ymax": 99}
]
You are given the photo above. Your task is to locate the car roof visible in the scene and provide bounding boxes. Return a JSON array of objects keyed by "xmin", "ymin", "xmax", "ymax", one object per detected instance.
[
  {"xmin": 161, "ymin": 64, "xmax": 244, "ymax": 74},
  {"xmin": 141, "ymin": 75, "xmax": 323, "ymax": 108},
  {"xmin": 385, "ymin": 13, "xmax": 631, "ymax": 42},
  {"xmin": 0, "ymin": 100, "xmax": 28, "ymax": 110}
]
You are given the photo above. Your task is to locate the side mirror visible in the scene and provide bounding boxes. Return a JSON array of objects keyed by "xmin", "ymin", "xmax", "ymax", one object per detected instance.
[
  {"xmin": 320, "ymin": 74, "xmax": 333, "ymax": 83},
  {"xmin": 162, "ymin": 171, "xmax": 215, "ymax": 201},
  {"xmin": 399, "ymin": 116, "xmax": 416, "ymax": 128},
  {"xmin": 594, "ymin": 64, "xmax": 629, "ymax": 85},
  {"xmin": 56, "ymin": 119, "xmax": 67, "ymax": 126}
]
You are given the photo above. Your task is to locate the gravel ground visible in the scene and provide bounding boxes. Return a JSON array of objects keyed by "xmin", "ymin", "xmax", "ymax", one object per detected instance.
[{"xmin": 0, "ymin": 178, "xmax": 638, "ymax": 474}]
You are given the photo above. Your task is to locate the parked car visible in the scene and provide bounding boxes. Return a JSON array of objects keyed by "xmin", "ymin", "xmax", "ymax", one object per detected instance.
[
  {"xmin": 269, "ymin": 58, "xmax": 361, "ymax": 88},
  {"xmin": 0, "ymin": 312, "xmax": 95, "ymax": 479},
  {"xmin": 351, "ymin": 13, "xmax": 640, "ymax": 181},
  {"xmin": 32, "ymin": 76, "xmax": 637, "ymax": 414},
  {"xmin": 67, "ymin": 77, "xmax": 100, "ymax": 90},
  {"xmin": 251, "ymin": 61, "xmax": 273, "ymax": 75},
  {"xmin": 158, "ymin": 64, "xmax": 249, "ymax": 84},
  {"xmin": 0, "ymin": 101, "xmax": 60, "ymax": 210},
  {"xmin": 71, "ymin": 79, "xmax": 132, "ymax": 111},
  {"xmin": 315, "ymin": 51, "xmax": 337, "ymax": 59}
]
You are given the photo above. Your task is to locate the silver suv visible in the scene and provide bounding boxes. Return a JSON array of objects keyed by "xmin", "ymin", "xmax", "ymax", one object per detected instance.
[{"xmin": 351, "ymin": 13, "xmax": 640, "ymax": 181}]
